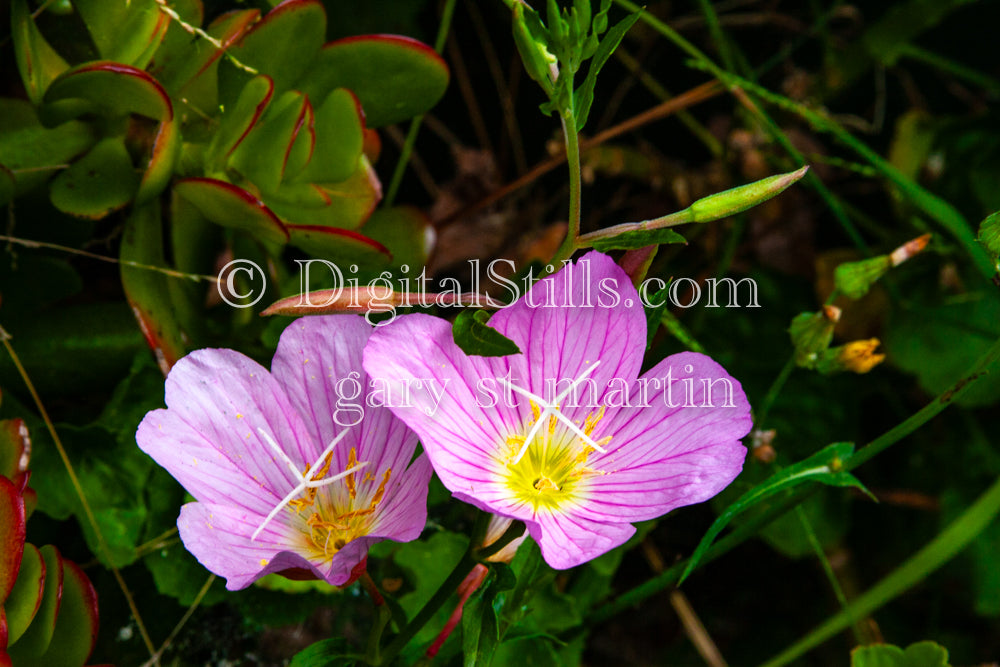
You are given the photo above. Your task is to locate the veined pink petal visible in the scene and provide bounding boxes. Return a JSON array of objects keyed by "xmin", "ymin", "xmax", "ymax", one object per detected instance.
[
  {"xmin": 363, "ymin": 313, "xmax": 520, "ymax": 496},
  {"xmin": 487, "ymin": 251, "xmax": 647, "ymax": 421},
  {"xmin": 271, "ymin": 315, "xmax": 418, "ymax": 477},
  {"xmin": 529, "ymin": 509, "xmax": 636, "ymax": 570},
  {"xmin": 138, "ymin": 349, "xmax": 318, "ymax": 508}
]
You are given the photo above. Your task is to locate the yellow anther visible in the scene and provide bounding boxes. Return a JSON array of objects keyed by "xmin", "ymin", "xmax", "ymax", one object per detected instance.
[{"xmin": 346, "ymin": 447, "xmax": 359, "ymax": 500}]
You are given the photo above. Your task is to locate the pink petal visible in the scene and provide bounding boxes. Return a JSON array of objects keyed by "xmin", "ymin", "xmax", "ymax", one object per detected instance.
[
  {"xmin": 577, "ymin": 351, "xmax": 751, "ymax": 522},
  {"xmin": 363, "ymin": 314, "xmax": 519, "ymax": 497},
  {"xmin": 487, "ymin": 251, "xmax": 647, "ymax": 422},
  {"xmin": 138, "ymin": 349, "xmax": 318, "ymax": 510},
  {"xmin": 529, "ymin": 509, "xmax": 636, "ymax": 569}
]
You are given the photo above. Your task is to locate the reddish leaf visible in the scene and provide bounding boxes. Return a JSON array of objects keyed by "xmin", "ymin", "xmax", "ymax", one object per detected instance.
[
  {"xmin": 34, "ymin": 560, "xmax": 99, "ymax": 667},
  {"xmin": 261, "ymin": 286, "xmax": 491, "ymax": 317},
  {"xmin": 0, "ymin": 419, "xmax": 30, "ymax": 482},
  {"xmin": 0, "ymin": 477, "xmax": 26, "ymax": 604}
]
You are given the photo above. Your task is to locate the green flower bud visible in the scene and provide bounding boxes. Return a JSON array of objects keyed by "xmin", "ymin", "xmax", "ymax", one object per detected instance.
[
  {"xmin": 789, "ymin": 306, "xmax": 840, "ymax": 369},
  {"xmin": 688, "ymin": 166, "xmax": 809, "ymax": 223}
]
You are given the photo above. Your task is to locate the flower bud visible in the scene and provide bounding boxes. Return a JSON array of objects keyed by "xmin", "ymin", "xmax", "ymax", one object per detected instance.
[
  {"xmin": 512, "ymin": 3, "xmax": 557, "ymax": 95},
  {"xmin": 688, "ymin": 166, "xmax": 809, "ymax": 223},
  {"xmin": 834, "ymin": 234, "xmax": 931, "ymax": 299},
  {"xmin": 789, "ymin": 306, "xmax": 840, "ymax": 369}
]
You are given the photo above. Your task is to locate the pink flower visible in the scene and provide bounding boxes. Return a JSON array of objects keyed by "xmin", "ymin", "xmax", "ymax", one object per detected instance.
[
  {"xmin": 137, "ymin": 316, "xmax": 432, "ymax": 590},
  {"xmin": 363, "ymin": 252, "xmax": 752, "ymax": 569}
]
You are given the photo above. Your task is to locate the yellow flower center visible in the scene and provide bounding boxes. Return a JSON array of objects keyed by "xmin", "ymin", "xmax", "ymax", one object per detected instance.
[
  {"xmin": 287, "ymin": 447, "xmax": 392, "ymax": 560},
  {"xmin": 503, "ymin": 402, "xmax": 610, "ymax": 512}
]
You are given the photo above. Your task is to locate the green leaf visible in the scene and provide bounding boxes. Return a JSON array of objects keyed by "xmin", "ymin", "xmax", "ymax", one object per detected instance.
[
  {"xmin": 153, "ymin": 7, "xmax": 259, "ymax": 96},
  {"xmin": 0, "ymin": 99, "xmax": 96, "ymax": 197},
  {"xmin": 574, "ymin": 8, "xmax": 642, "ymax": 131},
  {"xmin": 289, "ymin": 638, "xmax": 359, "ymax": 667},
  {"xmin": 32, "ymin": 559, "xmax": 99, "ymax": 667},
  {"xmin": 885, "ymin": 294, "xmax": 1000, "ymax": 407},
  {"xmin": 120, "ymin": 201, "xmax": 190, "ymax": 374},
  {"xmin": 5, "ymin": 543, "xmax": 43, "ymax": 646},
  {"xmin": 462, "ymin": 567, "xmax": 515, "ymax": 667},
  {"xmin": 206, "ymin": 74, "xmax": 275, "ymax": 172},
  {"xmin": 49, "ymin": 136, "xmax": 139, "ymax": 219},
  {"xmin": 11, "ymin": 0, "xmax": 69, "ymax": 104},
  {"xmin": 42, "ymin": 62, "xmax": 173, "ymax": 123},
  {"xmin": 229, "ymin": 90, "xmax": 310, "ymax": 193},
  {"xmin": 680, "ymin": 442, "xmax": 871, "ymax": 583},
  {"xmin": 298, "ymin": 35, "xmax": 450, "ymax": 128},
  {"xmin": 220, "ymin": 0, "xmax": 327, "ymax": 105},
  {"xmin": 8, "ymin": 545, "xmax": 61, "ymax": 660},
  {"xmin": 136, "ymin": 116, "xmax": 181, "ymax": 204},
  {"xmin": 977, "ymin": 211, "xmax": 1000, "ymax": 268},
  {"xmin": 393, "ymin": 532, "xmax": 470, "ymax": 619},
  {"xmin": 851, "ymin": 641, "xmax": 951, "ymax": 667},
  {"xmin": 359, "ymin": 206, "xmax": 434, "ymax": 272},
  {"xmin": 265, "ymin": 158, "xmax": 382, "ymax": 231},
  {"xmin": 590, "ymin": 227, "xmax": 686, "ymax": 252},
  {"xmin": 74, "ymin": 0, "xmax": 166, "ymax": 67},
  {"xmin": 174, "ymin": 177, "xmax": 289, "ymax": 245},
  {"xmin": 293, "ymin": 89, "xmax": 365, "ymax": 185},
  {"xmin": 286, "ymin": 225, "xmax": 391, "ymax": 265},
  {"xmin": 453, "ymin": 310, "xmax": 522, "ymax": 357}
]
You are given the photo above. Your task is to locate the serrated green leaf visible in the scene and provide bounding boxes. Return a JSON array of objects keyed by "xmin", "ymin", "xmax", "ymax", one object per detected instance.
[
  {"xmin": 680, "ymin": 442, "xmax": 871, "ymax": 583},
  {"xmin": 590, "ymin": 227, "xmax": 686, "ymax": 251},
  {"xmin": 453, "ymin": 310, "xmax": 522, "ymax": 358}
]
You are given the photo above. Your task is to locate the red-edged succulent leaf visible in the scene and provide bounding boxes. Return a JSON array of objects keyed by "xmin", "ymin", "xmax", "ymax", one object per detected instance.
[
  {"xmin": 49, "ymin": 136, "xmax": 139, "ymax": 219},
  {"xmin": 33, "ymin": 560, "xmax": 98, "ymax": 667},
  {"xmin": 299, "ymin": 35, "xmax": 449, "ymax": 128},
  {"xmin": 283, "ymin": 98, "xmax": 316, "ymax": 183},
  {"xmin": 261, "ymin": 285, "xmax": 490, "ymax": 317},
  {"xmin": 0, "ymin": 477, "xmax": 26, "ymax": 605},
  {"xmin": 285, "ymin": 224, "xmax": 390, "ymax": 264},
  {"xmin": 174, "ymin": 178, "xmax": 289, "ymax": 245},
  {"xmin": 0, "ymin": 419, "xmax": 31, "ymax": 482},
  {"xmin": 42, "ymin": 62, "xmax": 173, "ymax": 124},
  {"xmin": 266, "ymin": 157, "xmax": 381, "ymax": 230},
  {"xmin": 293, "ymin": 88, "xmax": 364, "ymax": 185},
  {"xmin": 156, "ymin": 8, "xmax": 260, "ymax": 96},
  {"xmin": 207, "ymin": 74, "xmax": 274, "ymax": 172},
  {"xmin": 220, "ymin": 0, "xmax": 327, "ymax": 105},
  {"xmin": 4, "ymin": 544, "xmax": 44, "ymax": 647},
  {"xmin": 147, "ymin": 0, "xmax": 205, "ymax": 80},
  {"xmin": 228, "ymin": 90, "xmax": 310, "ymax": 193},
  {"xmin": 359, "ymin": 206, "xmax": 435, "ymax": 270},
  {"xmin": 136, "ymin": 116, "xmax": 181, "ymax": 204},
  {"xmin": 11, "ymin": 0, "xmax": 69, "ymax": 104},
  {"xmin": 74, "ymin": 0, "xmax": 167, "ymax": 68},
  {"xmin": 120, "ymin": 202, "xmax": 189, "ymax": 376},
  {"xmin": 7, "ymin": 545, "xmax": 61, "ymax": 662}
]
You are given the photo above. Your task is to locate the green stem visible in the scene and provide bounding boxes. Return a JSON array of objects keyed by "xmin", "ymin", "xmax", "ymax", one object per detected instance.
[
  {"xmin": 377, "ymin": 551, "xmax": 479, "ymax": 665},
  {"xmin": 582, "ymin": 333, "xmax": 1000, "ymax": 629},
  {"xmin": 755, "ymin": 354, "xmax": 796, "ymax": 429},
  {"xmin": 762, "ymin": 473, "xmax": 1000, "ymax": 667},
  {"xmin": 366, "ymin": 605, "xmax": 392, "ymax": 665},
  {"xmin": 794, "ymin": 506, "xmax": 863, "ymax": 643},
  {"xmin": 553, "ymin": 113, "xmax": 584, "ymax": 263},
  {"xmin": 847, "ymin": 335, "xmax": 1000, "ymax": 470},
  {"xmin": 383, "ymin": 0, "xmax": 457, "ymax": 207}
]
